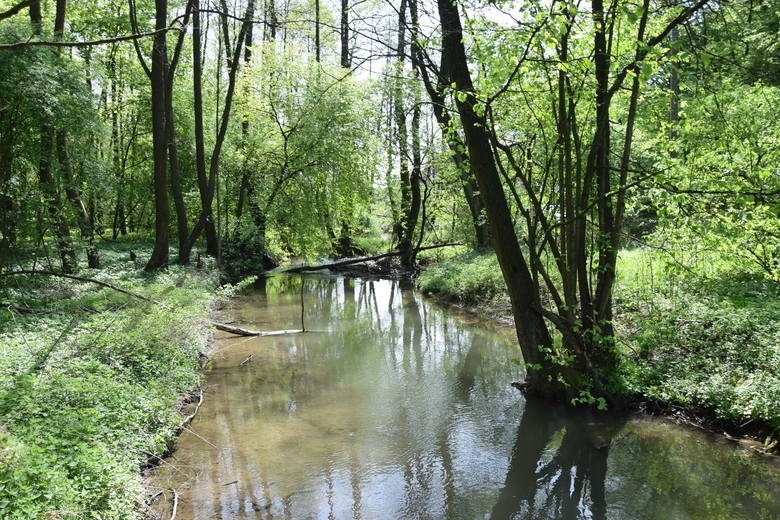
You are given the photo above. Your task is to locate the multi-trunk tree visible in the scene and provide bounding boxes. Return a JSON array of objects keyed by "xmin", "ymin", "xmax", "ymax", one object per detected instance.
[{"xmin": 425, "ymin": 0, "xmax": 711, "ymax": 399}]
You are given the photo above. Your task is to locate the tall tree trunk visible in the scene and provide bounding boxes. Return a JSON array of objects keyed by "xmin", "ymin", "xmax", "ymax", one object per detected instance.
[
  {"xmin": 340, "ymin": 0, "xmax": 349, "ymax": 68},
  {"xmin": 185, "ymin": 0, "xmax": 254, "ymax": 264},
  {"xmin": 57, "ymin": 131, "xmax": 99, "ymax": 268},
  {"xmin": 265, "ymin": 0, "xmax": 276, "ymax": 41},
  {"xmin": 38, "ymin": 127, "xmax": 78, "ymax": 273},
  {"xmin": 50, "ymin": 1, "xmax": 98, "ymax": 268},
  {"xmin": 30, "ymin": 0, "xmax": 77, "ymax": 273},
  {"xmin": 145, "ymin": 0, "xmax": 171, "ymax": 270},
  {"xmin": 314, "ymin": 0, "xmax": 320, "ymax": 63},
  {"xmin": 394, "ymin": 0, "xmax": 411, "ymax": 255},
  {"xmin": 436, "ymin": 0, "xmax": 557, "ymax": 393},
  {"xmin": 236, "ymin": 4, "xmax": 255, "ymax": 222},
  {"xmin": 191, "ymin": 0, "xmax": 215, "ymax": 258},
  {"xmin": 409, "ymin": 0, "xmax": 489, "ymax": 250}
]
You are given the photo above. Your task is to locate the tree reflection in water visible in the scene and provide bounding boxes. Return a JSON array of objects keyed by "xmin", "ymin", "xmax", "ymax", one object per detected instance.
[{"xmin": 492, "ymin": 398, "xmax": 625, "ymax": 520}]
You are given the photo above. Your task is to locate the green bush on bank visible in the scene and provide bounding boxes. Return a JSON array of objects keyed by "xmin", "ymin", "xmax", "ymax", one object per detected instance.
[
  {"xmin": 0, "ymin": 263, "xmax": 218, "ymax": 519},
  {"xmin": 417, "ymin": 252, "xmax": 507, "ymax": 305},
  {"xmin": 418, "ymin": 251, "xmax": 780, "ymax": 430}
]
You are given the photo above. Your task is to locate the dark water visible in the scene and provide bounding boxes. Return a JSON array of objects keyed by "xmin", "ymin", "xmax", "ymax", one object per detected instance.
[{"xmin": 149, "ymin": 276, "xmax": 780, "ymax": 519}]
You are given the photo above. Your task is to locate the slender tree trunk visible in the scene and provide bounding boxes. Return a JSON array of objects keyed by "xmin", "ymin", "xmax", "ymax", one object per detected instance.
[
  {"xmin": 409, "ymin": 0, "xmax": 489, "ymax": 250},
  {"xmin": 186, "ymin": 0, "xmax": 254, "ymax": 265},
  {"xmin": 191, "ymin": 0, "xmax": 214, "ymax": 258},
  {"xmin": 236, "ymin": 6, "xmax": 254, "ymax": 222},
  {"xmin": 145, "ymin": 0, "xmax": 171, "ymax": 270},
  {"xmin": 314, "ymin": 0, "xmax": 320, "ymax": 62},
  {"xmin": 167, "ymin": 58, "xmax": 189, "ymax": 263},
  {"xmin": 436, "ymin": 0, "xmax": 557, "ymax": 393},
  {"xmin": 394, "ymin": 0, "xmax": 411, "ymax": 253},
  {"xmin": 340, "ymin": 0, "xmax": 349, "ymax": 68},
  {"xmin": 38, "ymin": 127, "xmax": 78, "ymax": 273},
  {"xmin": 57, "ymin": 132, "xmax": 99, "ymax": 268},
  {"xmin": 30, "ymin": 0, "xmax": 77, "ymax": 273}
]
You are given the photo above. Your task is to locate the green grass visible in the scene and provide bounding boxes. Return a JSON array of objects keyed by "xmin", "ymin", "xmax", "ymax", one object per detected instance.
[
  {"xmin": 0, "ymin": 242, "xmax": 220, "ymax": 519},
  {"xmin": 418, "ymin": 250, "xmax": 780, "ymax": 431}
]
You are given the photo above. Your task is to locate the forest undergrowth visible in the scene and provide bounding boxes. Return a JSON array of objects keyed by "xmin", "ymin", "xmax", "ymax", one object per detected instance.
[{"xmin": 0, "ymin": 241, "xmax": 221, "ymax": 519}]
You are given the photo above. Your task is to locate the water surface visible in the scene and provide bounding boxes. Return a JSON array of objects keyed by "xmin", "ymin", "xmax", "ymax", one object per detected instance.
[{"xmin": 149, "ymin": 276, "xmax": 780, "ymax": 519}]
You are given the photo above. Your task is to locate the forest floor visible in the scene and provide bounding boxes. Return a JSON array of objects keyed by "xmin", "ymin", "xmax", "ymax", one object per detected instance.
[
  {"xmin": 416, "ymin": 249, "xmax": 780, "ymax": 453},
  {"xmin": 0, "ymin": 241, "xmax": 224, "ymax": 519}
]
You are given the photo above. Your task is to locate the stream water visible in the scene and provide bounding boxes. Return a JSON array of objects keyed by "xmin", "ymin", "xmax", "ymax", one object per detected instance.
[{"xmin": 149, "ymin": 275, "xmax": 780, "ymax": 519}]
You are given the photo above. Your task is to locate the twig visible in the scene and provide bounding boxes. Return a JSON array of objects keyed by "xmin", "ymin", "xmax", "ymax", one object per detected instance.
[
  {"xmin": 169, "ymin": 489, "xmax": 179, "ymax": 520},
  {"xmin": 239, "ymin": 354, "xmax": 253, "ymax": 366},
  {"xmin": 178, "ymin": 389, "xmax": 204, "ymax": 430}
]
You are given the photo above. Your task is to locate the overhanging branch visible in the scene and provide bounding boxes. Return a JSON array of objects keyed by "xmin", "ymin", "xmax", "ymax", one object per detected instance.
[{"xmin": 0, "ymin": 26, "xmax": 182, "ymax": 51}]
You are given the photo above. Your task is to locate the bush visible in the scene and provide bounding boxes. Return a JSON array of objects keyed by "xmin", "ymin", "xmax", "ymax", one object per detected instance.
[{"xmin": 417, "ymin": 252, "xmax": 506, "ymax": 305}]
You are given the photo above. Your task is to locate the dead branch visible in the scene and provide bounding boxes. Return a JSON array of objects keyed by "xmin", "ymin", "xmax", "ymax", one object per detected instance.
[
  {"xmin": 1, "ymin": 270, "xmax": 160, "ymax": 304},
  {"xmin": 280, "ymin": 242, "xmax": 463, "ymax": 274},
  {"xmin": 1, "ymin": 270, "xmax": 308, "ymax": 339},
  {"xmin": 214, "ymin": 322, "xmax": 303, "ymax": 337},
  {"xmin": 239, "ymin": 354, "xmax": 253, "ymax": 366},
  {"xmin": 0, "ymin": 26, "xmax": 182, "ymax": 51},
  {"xmin": 169, "ymin": 489, "xmax": 179, "ymax": 520},
  {"xmin": 178, "ymin": 389, "xmax": 204, "ymax": 430}
]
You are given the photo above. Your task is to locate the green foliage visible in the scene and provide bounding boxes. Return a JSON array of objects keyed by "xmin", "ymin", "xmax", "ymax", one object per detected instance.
[
  {"xmin": 227, "ymin": 44, "xmax": 380, "ymax": 262},
  {"xmin": 619, "ymin": 277, "xmax": 780, "ymax": 429},
  {"xmin": 417, "ymin": 252, "xmax": 506, "ymax": 305},
  {"xmin": 0, "ymin": 260, "xmax": 217, "ymax": 518}
]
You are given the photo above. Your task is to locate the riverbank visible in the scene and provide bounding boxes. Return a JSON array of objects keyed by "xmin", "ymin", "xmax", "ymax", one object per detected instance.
[
  {"xmin": 416, "ymin": 250, "xmax": 780, "ymax": 453},
  {"xmin": 0, "ymin": 243, "xmax": 221, "ymax": 519}
]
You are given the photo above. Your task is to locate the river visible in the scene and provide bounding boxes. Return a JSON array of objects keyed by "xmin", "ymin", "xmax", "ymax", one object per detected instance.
[{"xmin": 148, "ymin": 275, "xmax": 780, "ymax": 519}]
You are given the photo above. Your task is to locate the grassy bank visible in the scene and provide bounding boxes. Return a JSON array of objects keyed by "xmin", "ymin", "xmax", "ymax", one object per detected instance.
[
  {"xmin": 418, "ymin": 251, "xmax": 780, "ymax": 439},
  {"xmin": 0, "ymin": 243, "xmax": 220, "ymax": 519}
]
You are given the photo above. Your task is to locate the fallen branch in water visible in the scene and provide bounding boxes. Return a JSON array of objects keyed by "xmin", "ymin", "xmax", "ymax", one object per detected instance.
[
  {"xmin": 213, "ymin": 322, "xmax": 304, "ymax": 337},
  {"xmin": 279, "ymin": 242, "xmax": 463, "ymax": 274},
  {"xmin": 177, "ymin": 389, "xmax": 204, "ymax": 431},
  {"xmin": 169, "ymin": 489, "xmax": 179, "ymax": 520}
]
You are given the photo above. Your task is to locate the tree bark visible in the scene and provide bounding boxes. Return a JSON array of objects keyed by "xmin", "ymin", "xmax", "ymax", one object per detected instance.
[
  {"xmin": 436, "ymin": 0, "xmax": 557, "ymax": 394},
  {"xmin": 409, "ymin": 0, "xmax": 489, "ymax": 250},
  {"xmin": 145, "ymin": 0, "xmax": 171, "ymax": 270},
  {"xmin": 31, "ymin": 0, "xmax": 77, "ymax": 273},
  {"xmin": 57, "ymin": 131, "xmax": 99, "ymax": 268},
  {"xmin": 340, "ymin": 0, "xmax": 349, "ymax": 68}
]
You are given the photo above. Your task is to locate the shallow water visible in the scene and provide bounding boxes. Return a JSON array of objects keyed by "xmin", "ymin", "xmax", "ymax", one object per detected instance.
[{"xmin": 149, "ymin": 276, "xmax": 780, "ymax": 519}]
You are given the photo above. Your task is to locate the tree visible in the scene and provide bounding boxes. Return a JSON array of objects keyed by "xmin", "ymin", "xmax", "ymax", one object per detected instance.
[{"xmin": 425, "ymin": 0, "xmax": 710, "ymax": 399}]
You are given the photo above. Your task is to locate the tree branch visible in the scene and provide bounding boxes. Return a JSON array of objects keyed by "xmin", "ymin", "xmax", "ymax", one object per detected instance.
[{"xmin": 0, "ymin": 26, "xmax": 181, "ymax": 51}]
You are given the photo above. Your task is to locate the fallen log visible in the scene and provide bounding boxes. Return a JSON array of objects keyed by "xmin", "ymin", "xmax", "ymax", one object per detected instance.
[
  {"xmin": 279, "ymin": 242, "xmax": 463, "ymax": 274},
  {"xmin": 213, "ymin": 322, "xmax": 304, "ymax": 337}
]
